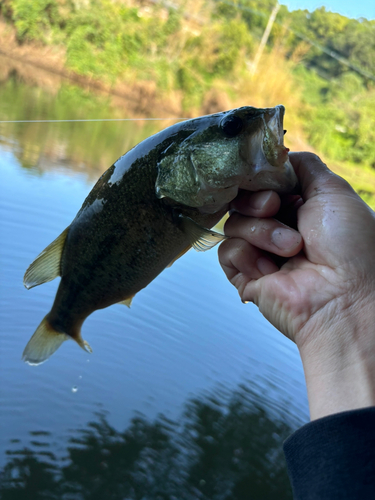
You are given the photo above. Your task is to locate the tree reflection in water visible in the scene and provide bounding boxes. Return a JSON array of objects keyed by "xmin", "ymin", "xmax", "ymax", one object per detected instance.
[{"xmin": 0, "ymin": 384, "xmax": 298, "ymax": 499}]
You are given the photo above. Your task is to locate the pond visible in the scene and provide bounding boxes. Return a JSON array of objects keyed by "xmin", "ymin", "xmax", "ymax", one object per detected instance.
[{"xmin": 0, "ymin": 67, "xmax": 309, "ymax": 499}]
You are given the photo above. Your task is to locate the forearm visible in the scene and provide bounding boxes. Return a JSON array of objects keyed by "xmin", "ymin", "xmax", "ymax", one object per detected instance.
[
  {"xmin": 301, "ymin": 351, "xmax": 375, "ymax": 420},
  {"xmin": 298, "ymin": 300, "xmax": 375, "ymax": 420}
]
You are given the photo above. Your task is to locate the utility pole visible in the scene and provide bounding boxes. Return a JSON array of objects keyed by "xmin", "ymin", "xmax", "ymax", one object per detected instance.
[{"xmin": 250, "ymin": 2, "xmax": 280, "ymax": 76}]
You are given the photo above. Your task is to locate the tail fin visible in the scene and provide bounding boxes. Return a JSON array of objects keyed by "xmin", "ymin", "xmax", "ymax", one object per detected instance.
[
  {"xmin": 22, "ymin": 317, "xmax": 70, "ymax": 365},
  {"xmin": 23, "ymin": 317, "xmax": 93, "ymax": 366}
]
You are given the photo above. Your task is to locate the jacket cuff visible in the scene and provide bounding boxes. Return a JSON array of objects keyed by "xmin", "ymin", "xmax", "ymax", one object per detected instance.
[{"xmin": 283, "ymin": 407, "xmax": 375, "ymax": 499}]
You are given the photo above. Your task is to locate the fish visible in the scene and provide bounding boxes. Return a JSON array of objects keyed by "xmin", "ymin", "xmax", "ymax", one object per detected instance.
[{"xmin": 22, "ymin": 104, "xmax": 297, "ymax": 365}]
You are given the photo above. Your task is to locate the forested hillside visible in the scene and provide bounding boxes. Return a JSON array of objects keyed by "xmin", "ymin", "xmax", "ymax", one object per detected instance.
[{"xmin": 1, "ymin": 0, "xmax": 375, "ymax": 204}]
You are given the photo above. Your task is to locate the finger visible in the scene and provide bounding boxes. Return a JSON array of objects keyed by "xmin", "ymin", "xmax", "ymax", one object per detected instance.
[
  {"xmin": 280, "ymin": 195, "xmax": 304, "ymax": 210},
  {"xmin": 276, "ymin": 194, "xmax": 304, "ymax": 230},
  {"xmin": 289, "ymin": 152, "xmax": 355, "ymax": 201},
  {"xmin": 230, "ymin": 190, "xmax": 281, "ymax": 218},
  {"xmin": 224, "ymin": 213, "xmax": 303, "ymax": 257},
  {"xmin": 218, "ymin": 238, "xmax": 278, "ymax": 293}
]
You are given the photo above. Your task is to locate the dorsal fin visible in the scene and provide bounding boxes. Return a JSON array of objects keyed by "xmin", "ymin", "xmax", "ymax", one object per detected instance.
[
  {"xmin": 23, "ymin": 227, "xmax": 69, "ymax": 290},
  {"xmin": 177, "ymin": 214, "xmax": 227, "ymax": 251}
]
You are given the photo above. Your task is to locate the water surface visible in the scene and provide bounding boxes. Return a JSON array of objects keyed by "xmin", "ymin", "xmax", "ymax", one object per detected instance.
[{"xmin": 0, "ymin": 73, "xmax": 308, "ymax": 499}]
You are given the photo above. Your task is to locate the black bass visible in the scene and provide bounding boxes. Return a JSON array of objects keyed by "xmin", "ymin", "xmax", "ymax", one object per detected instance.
[{"xmin": 23, "ymin": 105, "xmax": 297, "ymax": 365}]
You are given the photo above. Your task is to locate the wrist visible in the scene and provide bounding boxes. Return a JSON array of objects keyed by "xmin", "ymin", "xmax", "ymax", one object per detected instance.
[{"xmin": 297, "ymin": 297, "xmax": 375, "ymax": 420}]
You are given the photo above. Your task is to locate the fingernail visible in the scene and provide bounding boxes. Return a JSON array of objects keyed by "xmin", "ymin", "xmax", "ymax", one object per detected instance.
[
  {"xmin": 271, "ymin": 228, "xmax": 301, "ymax": 250},
  {"xmin": 249, "ymin": 191, "xmax": 272, "ymax": 210}
]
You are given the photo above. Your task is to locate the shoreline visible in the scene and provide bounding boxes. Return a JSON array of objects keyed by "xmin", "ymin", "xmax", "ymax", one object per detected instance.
[{"xmin": 0, "ymin": 20, "xmax": 186, "ymax": 118}]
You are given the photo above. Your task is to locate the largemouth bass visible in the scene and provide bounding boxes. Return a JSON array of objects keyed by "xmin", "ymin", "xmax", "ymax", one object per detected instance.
[{"xmin": 23, "ymin": 105, "xmax": 297, "ymax": 365}]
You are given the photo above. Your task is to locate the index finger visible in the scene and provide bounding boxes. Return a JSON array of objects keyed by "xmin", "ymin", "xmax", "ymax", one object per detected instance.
[{"xmin": 230, "ymin": 189, "xmax": 281, "ymax": 217}]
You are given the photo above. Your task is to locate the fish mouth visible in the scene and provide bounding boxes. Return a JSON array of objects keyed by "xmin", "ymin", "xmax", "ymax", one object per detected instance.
[
  {"xmin": 262, "ymin": 105, "xmax": 290, "ymax": 167},
  {"xmin": 241, "ymin": 105, "xmax": 299, "ymax": 194}
]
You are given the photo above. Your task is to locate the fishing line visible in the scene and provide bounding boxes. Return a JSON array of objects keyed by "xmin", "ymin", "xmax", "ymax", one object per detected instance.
[{"xmin": 0, "ymin": 118, "xmax": 187, "ymax": 123}]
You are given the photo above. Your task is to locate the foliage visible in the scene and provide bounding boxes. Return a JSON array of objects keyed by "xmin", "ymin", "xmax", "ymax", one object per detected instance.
[
  {"xmin": 2, "ymin": 0, "xmax": 375, "ymax": 185},
  {"xmin": 7, "ymin": 0, "xmax": 62, "ymax": 43},
  {"xmin": 294, "ymin": 66, "xmax": 375, "ymax": 167},
  {"xmin": 286, "ymin": 7, "xmax": 375, "ymax": 81},
  {"xmin": 3, "ymin": 0, "xmax": 255, "ymax": 101}
]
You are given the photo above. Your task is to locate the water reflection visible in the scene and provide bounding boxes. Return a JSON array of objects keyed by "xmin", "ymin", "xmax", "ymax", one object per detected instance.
[
  {"xmin": 0, "ymin": 68, "xmax": 175, "ymax": 179},
  {"xmin": 1, "ymin": 384, "xmax": 295, "ymax": 500}
]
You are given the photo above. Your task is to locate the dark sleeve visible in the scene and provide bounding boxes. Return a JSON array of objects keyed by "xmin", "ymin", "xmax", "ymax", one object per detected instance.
[{"xmin": 283, "ymin": 407, "xmax": 375, "ymax": 500}]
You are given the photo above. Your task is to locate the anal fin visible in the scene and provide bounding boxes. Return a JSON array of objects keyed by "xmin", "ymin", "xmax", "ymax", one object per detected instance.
[{"xmin": 118, "ymin": 295, "xmax": 135, "ymax": 308}]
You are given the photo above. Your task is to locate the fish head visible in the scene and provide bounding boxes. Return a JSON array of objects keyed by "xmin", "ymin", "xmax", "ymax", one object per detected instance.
[{"xmin": 155, "ymin": 105, "xmax": 298, "ymax": 213}]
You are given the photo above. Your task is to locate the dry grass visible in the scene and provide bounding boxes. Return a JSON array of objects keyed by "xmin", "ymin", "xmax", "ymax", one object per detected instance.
[{"xmin": 231, "ymin": 44, "xmax": 308, "ymax": 151}]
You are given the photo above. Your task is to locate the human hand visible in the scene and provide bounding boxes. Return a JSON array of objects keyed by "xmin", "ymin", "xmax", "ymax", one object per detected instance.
[{"xmin": 219, "ymin": 152, "xmax": 375, "ymax": 418}]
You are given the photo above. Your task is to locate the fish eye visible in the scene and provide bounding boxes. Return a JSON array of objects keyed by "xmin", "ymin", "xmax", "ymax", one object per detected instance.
[{"xmin": 220, "ymin": 115, "xmax": 243, "ymax": 137}]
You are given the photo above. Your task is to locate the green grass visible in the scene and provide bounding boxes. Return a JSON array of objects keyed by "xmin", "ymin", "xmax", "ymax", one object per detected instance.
[{"xmin": 330, "ymin": 160, "xmax": 375, "ymax": 210}]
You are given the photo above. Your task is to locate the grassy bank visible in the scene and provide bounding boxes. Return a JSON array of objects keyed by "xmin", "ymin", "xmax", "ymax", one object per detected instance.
[
  {"xmin": 329, "ymin": 160, "xmax": 375, "ymax": 209},
  {"xmin": 1, "ymin": 0, "xmax": 375, "ymax": 207}
]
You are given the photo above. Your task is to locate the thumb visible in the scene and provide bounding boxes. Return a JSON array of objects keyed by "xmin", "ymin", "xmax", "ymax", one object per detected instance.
[{"xmin": 289, "ymin": 152, "xmax": 355, "ymax": 202}]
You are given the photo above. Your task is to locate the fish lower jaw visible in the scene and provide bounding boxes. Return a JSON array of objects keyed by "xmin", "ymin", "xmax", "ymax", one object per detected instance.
[
  {"xmin": 260, "ymin": 105, "xmax": 290, "ymax": 167},
  {"xmin": 265, "ymin": 104, "xmax": 285, "ymax": 143},
  {"xmin": 240, "ymin": 161, "xmax": 298, "ymax": 193},
  {"xmin": 194, "ymin": 183, "xmax": 240, "ymax": 214},
  {"xmin": 198, "ymin": 201, "xmax": 230, "ymax": 215}
]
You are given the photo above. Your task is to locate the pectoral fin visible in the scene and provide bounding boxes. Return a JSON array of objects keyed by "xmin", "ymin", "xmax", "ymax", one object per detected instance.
[
  {"xmin": 178, "ymin": 214, "xmax": 227, "ymax": 252},
  {"xmin": 24, "ymin": 227, "xmax": 69, "ymax": 289}
]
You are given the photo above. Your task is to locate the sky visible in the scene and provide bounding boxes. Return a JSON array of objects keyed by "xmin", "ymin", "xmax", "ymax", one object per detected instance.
[{"xmin": 282, "ymin": 0, "xmax": 375, "ymax": 20}]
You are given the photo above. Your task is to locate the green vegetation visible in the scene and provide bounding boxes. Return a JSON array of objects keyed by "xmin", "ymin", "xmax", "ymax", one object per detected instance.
[
  {"xmin": 1, "ymin": 0, "xmax": 375, "ymax": 206},
  {"xmin": 294, "ymin": 67, "xmax": 375, "ymax": 165}
]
